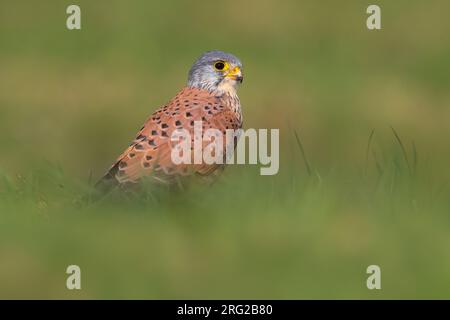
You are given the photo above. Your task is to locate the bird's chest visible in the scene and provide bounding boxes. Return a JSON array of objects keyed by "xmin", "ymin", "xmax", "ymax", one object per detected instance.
[{"xmin": 225, "ymin": 94, "xmax": 243, "ymax": 128}]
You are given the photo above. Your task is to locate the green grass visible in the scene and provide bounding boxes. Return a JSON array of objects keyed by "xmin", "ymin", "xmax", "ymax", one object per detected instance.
[
  {"xmin": 1, "ymin": 132, "xmax": 450, "ymax": 299},
  {"xmin": 1, "ymin": 0, "xmax": 450, "ymax": 298}
]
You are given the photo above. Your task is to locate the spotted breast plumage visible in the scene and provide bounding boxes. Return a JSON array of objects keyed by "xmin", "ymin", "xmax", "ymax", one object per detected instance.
[{"xmin": 95, "ymin": 51, "xmax": 244, "ymax": 194}]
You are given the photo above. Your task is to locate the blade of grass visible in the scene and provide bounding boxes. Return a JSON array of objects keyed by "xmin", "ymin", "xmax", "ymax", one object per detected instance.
[
  {"xmin": 372, "ymin": 149, "xmax": 383, "ymax": 177},
  {"xmin": 412, "ymin": 141, "xmax": 418, "ymax": 175},
  {"xmin": 365, "ymin": 129, "xmax": 375, "ymax": 176},
  {"xmin": 390, "ymin": 126, "xmax": 411, "ymax": 175},
  {"xmin": 293, "ymin": 129, "xmax": 312, "ymax": 176}
]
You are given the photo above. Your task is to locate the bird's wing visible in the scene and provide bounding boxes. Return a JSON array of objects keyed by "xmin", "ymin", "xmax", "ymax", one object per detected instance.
[
  {"xmin": 194, "ymin": 107, "xmax": 242, "ymax": 176},
  {"xmin": 102, "ymin": 87, "xmax": 242, "ymax": 185}
]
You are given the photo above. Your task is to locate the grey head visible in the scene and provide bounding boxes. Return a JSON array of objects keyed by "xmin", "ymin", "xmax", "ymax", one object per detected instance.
[{"xmin": 187, "ymin": 50, "xmax": 243, "ymax": 94}]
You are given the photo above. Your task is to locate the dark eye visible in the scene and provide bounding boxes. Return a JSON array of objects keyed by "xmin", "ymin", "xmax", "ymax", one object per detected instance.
[{"xmin": 214, "ymin": 61, "xmax": 225, "ymax": 70}]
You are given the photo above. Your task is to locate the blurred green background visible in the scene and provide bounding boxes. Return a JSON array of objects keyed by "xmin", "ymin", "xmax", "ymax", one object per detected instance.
[{"xmin": 1, "ymin": 0, "xmax": 450, "ymax": 299}]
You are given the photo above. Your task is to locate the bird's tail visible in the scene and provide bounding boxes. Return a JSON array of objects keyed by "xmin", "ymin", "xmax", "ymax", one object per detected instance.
[{"xmin": 87, "ymin": 164, "xmax": 120, "ymax": 203}]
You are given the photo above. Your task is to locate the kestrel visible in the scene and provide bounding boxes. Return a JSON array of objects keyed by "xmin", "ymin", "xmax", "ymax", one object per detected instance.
[{"xmin": 95, "ymin": 51, "xmax": 244, "ymax": 194}]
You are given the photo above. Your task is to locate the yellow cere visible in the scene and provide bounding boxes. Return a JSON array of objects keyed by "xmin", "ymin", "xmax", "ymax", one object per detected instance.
[{"xmin": 227, "ymin": 66, "xmax": 241, "ymax": 77}]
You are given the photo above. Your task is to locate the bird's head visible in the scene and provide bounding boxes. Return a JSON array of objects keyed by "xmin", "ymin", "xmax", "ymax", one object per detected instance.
[{"xmin": 187, "ymin": 50, "xmax": 243, "ymax": 95}]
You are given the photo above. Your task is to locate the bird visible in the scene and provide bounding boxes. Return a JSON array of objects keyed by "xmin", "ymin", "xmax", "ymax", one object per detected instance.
[{"xmin": 95, "ymin": 50, "xmax": 244, "ymax": 195}]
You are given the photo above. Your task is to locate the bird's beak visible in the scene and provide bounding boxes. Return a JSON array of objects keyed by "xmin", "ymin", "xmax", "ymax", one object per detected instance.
[{"xmin": 225, "ymin": 66, "xmax": 243, "ymax": 83}]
